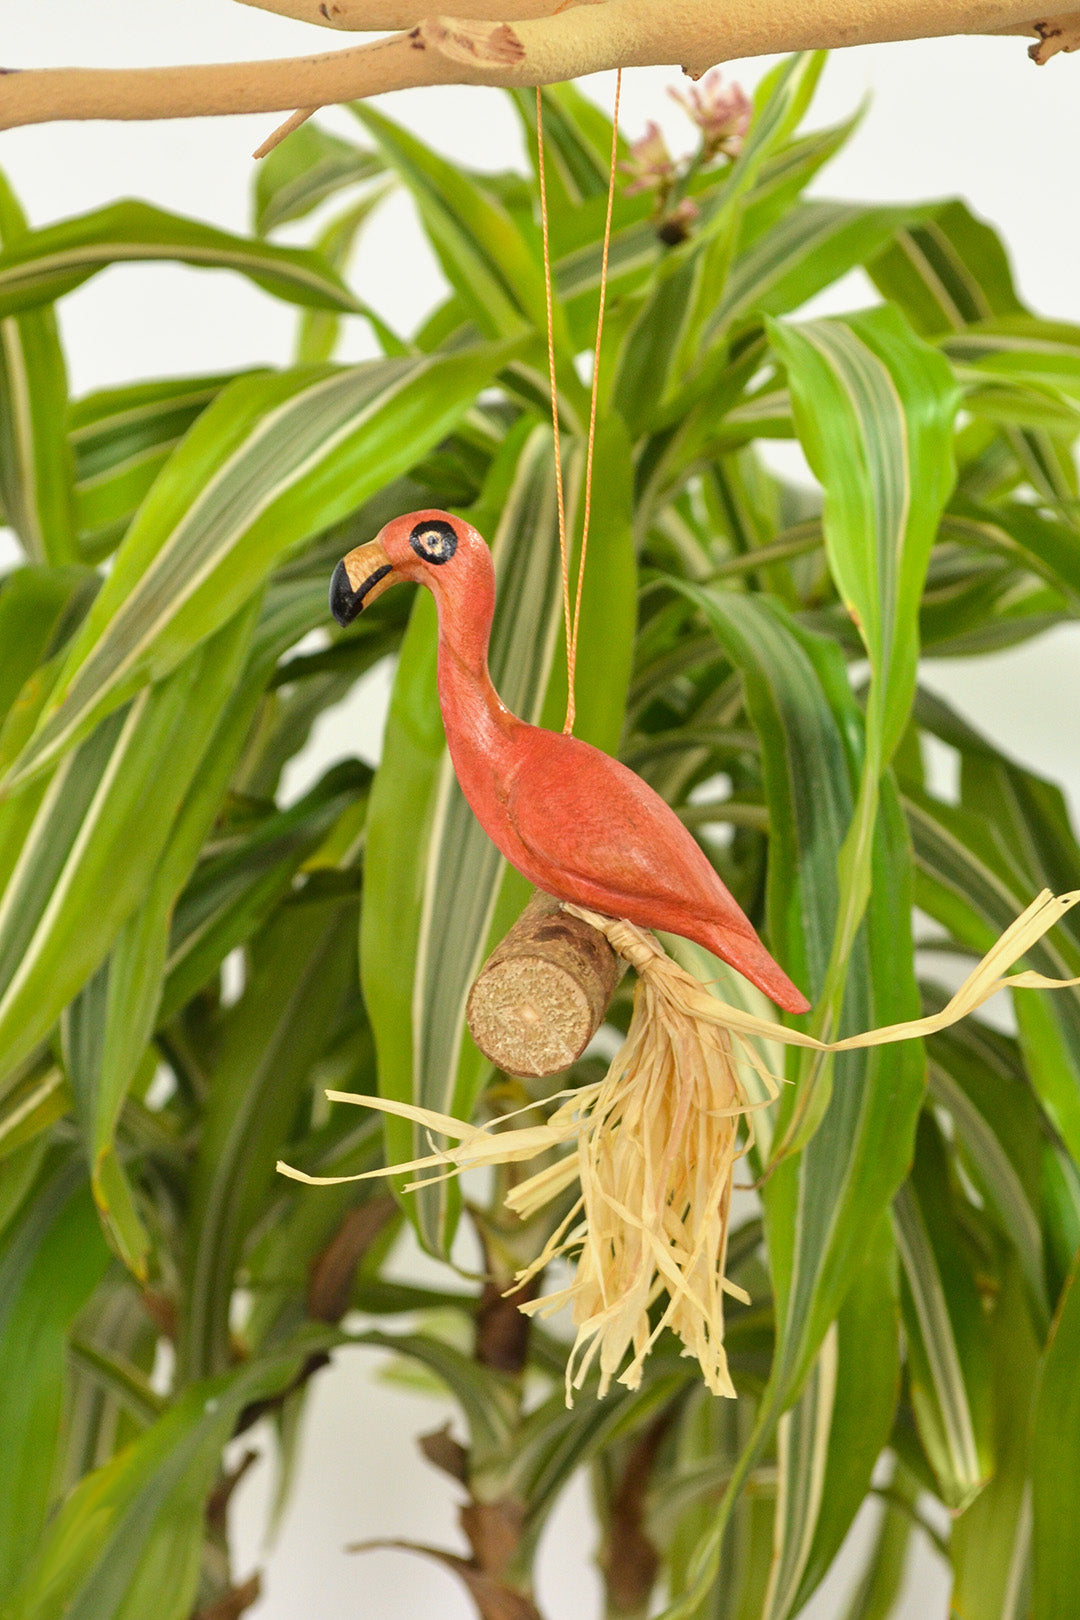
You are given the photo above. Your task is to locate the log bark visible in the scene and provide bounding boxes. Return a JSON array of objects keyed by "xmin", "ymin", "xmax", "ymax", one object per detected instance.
[
  {"xmin": 466, "ymin": 891, "xmax": 621, "ymax": 1077},
  {"xmin": 1, "ymin": 2, "xmax": 1076, "ymax": 134}
]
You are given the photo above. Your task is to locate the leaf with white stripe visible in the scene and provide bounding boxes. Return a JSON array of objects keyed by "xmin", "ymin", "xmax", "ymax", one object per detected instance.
[
  {"xmin": 1033, "ymin": 1248, "xmax": 1080, "ymax": 1620},
  {"xmin": 0, "ymin": 1158, "xmax": 110, "ymax": 1603},
  {"xmin": 254, "ymin": 119, "xmax": 384, "ymax": 234},
  {"xmin": 0, "ymin": 200, "xmax": 363, "ymax": 320},
  {"xmin": 927, "ymin": 1015, "xmax": 1048, "ymax": 1327},
  {"xmin": 70, "ymin": 371, "xmax": 248, "ymax": 561},
  {"xmin": 0, "ymin": 172, "xmax": 77, "ymax": 566},
  {"xmin": 868, "ymin": 199, "xmax": 1023, "ymax": 339},
  {"xmin": 766, "ymin": 1217, "xmax": 900, "ymax": 1619},
  {"xmin": 0, "ymin": 605, "xmax": 254, "ymax": 1094},
  {"xmin": 952, "ymin": 1256, "xmax": 1039, "ymax": 1620},
  {"xmin": 894, "ymin": 1114, "xmax": 993, "ymax": 1512},
  {"xmin": 1, "ymin": 341, "xmax": 516, "ymax": 795},
  {"xmin": 904, "ymin": 783, "xmax": 1080, "ymax": 1165},
  {"xmin": 706, "ymin": 201, "xmax": 920, "ymax": 341},
  {"xmin": 768, "ymin": 306, "xmax": 958, "ymax": 770},
  {"xmin": 654, "ymin": 591, "xmax": 923, "ymax": 1618}
]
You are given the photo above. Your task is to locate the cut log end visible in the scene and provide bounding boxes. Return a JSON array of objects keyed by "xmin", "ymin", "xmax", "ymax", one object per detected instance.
[{"xmin": 466, "ymin": 893, "xmax": 621, "ymax": 1077}]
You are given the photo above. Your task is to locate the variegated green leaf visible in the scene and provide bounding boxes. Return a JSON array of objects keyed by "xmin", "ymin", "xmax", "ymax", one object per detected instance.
[
  {"xmin": 0, "ymin": 606, "xmax": 254, "ymax": 1094},
  {"xmin": 768, "ymin": 306, "xmax": 958, "ymax": 770},
  {"xmin": 0, "ymin": 1157, "xmax": 110, "ymax": 1602},
  {"xmin": 656, "ymin": 590, "xmax": 923, "ymax": 1618},
  {"xmin": 352, "ymin": 103, "xmax": 559, "ymax": 350},
  {"xmin": 0, "ymin": 1339, "xmax": 323, "ymax": 1620},
  {"xmin": 771, "ymin": 1217, "xmax": 900, "ymax": 1618},
  {"xmin": 69, "ymin": 372, "xmax": 248, "ymax": 561},
  {"xmin": 0, "ymin": 200, "xmax": 363, "ymax": 320},
  {"xmin": 952, "ymin": 1256, "xmax": 1039, "ymax": 1620},
  {"xmin": 1, "ymin": 341, "xmax": 517, "ymax": 795},
  {"xmin": 904, "ymin": 785, "xmax": 1080, "ymax": 1164},
  {"xmin": 0, "ymin": 172, "xmax": 77, "ymax": 566},
  {"xmin": 1032, "ymin": 1245, "xmax": 1080, "ymax": 1619},
  {"xmin": 707, "ymin": 201, "xmax": 920, "ymax": 340},
  {"xmin": 868, "ymin": 199, "xmax": 1024, "ymax": 339},
  {"xmin": 254, "ymin": 118, "xmax": 384, "ymax": 234},
  {"xmin": 181, "ymin": 890, "xmax": 359, "ymax": 1382},
  {"xmin": 894, "ymin": 1115, "xmax": 993, "ymax": 1512}
]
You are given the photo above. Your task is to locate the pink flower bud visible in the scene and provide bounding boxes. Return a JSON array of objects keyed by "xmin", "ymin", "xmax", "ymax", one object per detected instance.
[{"xmin": 669, "ymin": 70, "xmax": 752, "ymax": 157}]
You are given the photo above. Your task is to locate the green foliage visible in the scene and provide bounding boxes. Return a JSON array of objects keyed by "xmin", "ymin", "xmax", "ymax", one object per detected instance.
[{"xmin": 0, "ymin": 57, "xmax": 1078, "ymax": 1620}]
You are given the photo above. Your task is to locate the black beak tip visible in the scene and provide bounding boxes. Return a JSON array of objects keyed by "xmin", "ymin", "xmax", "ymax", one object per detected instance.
[{"xmin": 329, "ymin": 559, "xmax": 362, "ymax": 627}]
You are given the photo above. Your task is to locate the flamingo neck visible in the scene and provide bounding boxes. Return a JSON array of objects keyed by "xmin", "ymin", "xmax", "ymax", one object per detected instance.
[{"xmin": 431, "ymin": 571, "xmax": 516, "ymax": 763}]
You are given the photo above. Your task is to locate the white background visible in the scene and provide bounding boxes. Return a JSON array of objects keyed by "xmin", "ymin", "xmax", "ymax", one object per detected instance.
[{"xmin": 3, "ymin": 5, "xmax": 1079, "ymax": 1615}]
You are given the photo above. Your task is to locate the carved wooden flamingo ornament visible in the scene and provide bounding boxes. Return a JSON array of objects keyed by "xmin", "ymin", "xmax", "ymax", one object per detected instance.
[{"xmin": 330, "ymin": 509, "xmax": 810, "ymax": 1015}]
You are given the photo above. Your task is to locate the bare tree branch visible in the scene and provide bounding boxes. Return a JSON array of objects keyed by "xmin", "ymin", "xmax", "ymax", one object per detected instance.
[
  {"xmin": 233, "ymin": 0, "xmax": 586, "ymax": 26},
  {"xmin": 0, "ymin": 1, "xmax": 1075, "ymax": 136}
]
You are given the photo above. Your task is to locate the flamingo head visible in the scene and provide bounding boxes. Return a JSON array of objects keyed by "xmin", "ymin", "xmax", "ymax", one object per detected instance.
[{"xmin": 329, "ymin": 509, "xmax": 487, "ymax": 626}]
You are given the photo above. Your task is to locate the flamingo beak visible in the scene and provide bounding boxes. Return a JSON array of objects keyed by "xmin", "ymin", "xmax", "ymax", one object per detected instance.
[{"xmin": 330, "ymin": 539, "xmax": 398, "ymax": 626}]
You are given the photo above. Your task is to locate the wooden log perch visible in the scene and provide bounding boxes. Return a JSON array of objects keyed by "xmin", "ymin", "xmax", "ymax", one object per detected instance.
[
  {"xmin": 467, "ymin": 891, "xmax": 622, "ymax": 1077},
  {"xmin": 0, "ymin": 0, "xmax": 1077, "ymax": 136}
]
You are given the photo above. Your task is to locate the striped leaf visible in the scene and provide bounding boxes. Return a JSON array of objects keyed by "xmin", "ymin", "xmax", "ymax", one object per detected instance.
[
  {"xmin": 706, "ymin": 201, "xmax": 920, "ymax": 340},
  {"xmin": 0, "ymin": 606, "xmax": 254, "ymax": 1095},
  {"xmin": 352, "ymin": 104, "xmax": 558, "ymax": 349},
  {"xmin": 0, "ymin": 564, "xmax": 97, "ymax": 726},
  {"xmin": 0, "ymin": 1158, "xmax": 110, "ymax": 1603},
  {"xmin": 180, "ymin": 889, "xmax": 359, "ymax": 1383},
  {"xmin": 0, "ymin": 1061, "xmax": 70, "ymax": 1164},
  {"xmin": 161, "ymin": 759, "xmax": 370, "ymax": 1022},
  {"xmin": 511, "ymin": 81, "xmax": 628, "ymax": 209},
  {"xmin": 768, "ymin": 305, "xmax": 958, "ymax": 769},
  {"xmin": 1032, "ymin": 1247, "xmax": 1080, "ymax": 1620},
  {"xmin": 951, "ymin": 1256, "xmax": 1039, "ymax": 1620},
  {"xmin": 927, "ymin": 1017, "xmax": 1048, "ymax": 1326},
  {"xmin": 868, "ymin": 199, "xmax": 1024, "ymax": 339},
  {"xmin": 766, "ymin": 1217, "xmax": 900, "ymax": 1619},
  {"xmin": 657, "ymin": 590, "xmax": 923, "ymax": 1617},
  {"xmin": 612, "ymin": 53, "xmax": 826, "ymax": 429},
  {"xmin": 0, "ymin": 200, "xmax": 362, "ymax": 320},
  {"xmin": 0, "ymin": 173, "xmax": 77, "ymax": 565},
  {"xmin": 2, "ymin": 342, "xmax": 516, "ymax": 795},
  {"xmin": 254, "ymin": 119, "xmax": 384, "ymax": 234},
  {"xmin": 894, "ymin": 1114, "xmax": 993, "ymax": 1512},
  {"xmin": 361, "ymin": 419, "xmax": 635, "ymax": 1251},
  {"xmin": 295, "ymin": 185, "xmax": 399, "ymax": 363},
  {"xmin": 903, "ymin": 770, "xmax": 1080, "ymax": 1165},
  {"xmin": 944, "ymin": 316, "xmax": 1080, "ymax": 403},
  {"xmin": 0, "ymin": 1340, "xmax": 321, "ymax": 1620},
  {"xmin": 760, "ymin": 306, "xmax": 956, "ymax": 1164},
  {"xmin": 69, "ymin": 372, "xmax": 248, "ymax": 561},
  {"xmin": 763, "ymin": 1326, "xmax": 839, "ymax": 1620},
  {"xmin": 869, "ymin": 200, "xmax": 1076, "ymax": 520}
]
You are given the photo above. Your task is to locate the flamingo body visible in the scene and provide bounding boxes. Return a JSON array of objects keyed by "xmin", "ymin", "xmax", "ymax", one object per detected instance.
[{"xmin": 332, "ymin": 511, "xmax": 810, "ymax": 1015}]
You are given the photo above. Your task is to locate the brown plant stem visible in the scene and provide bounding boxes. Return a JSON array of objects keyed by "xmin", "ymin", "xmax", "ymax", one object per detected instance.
[{"xmin": 1, "ymin": 2, "xmax": 1075, "ymax": 134}]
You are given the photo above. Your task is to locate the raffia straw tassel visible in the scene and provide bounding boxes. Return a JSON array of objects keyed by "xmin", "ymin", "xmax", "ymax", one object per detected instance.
[{"xmin": 278, "ymin": 889, "xmax": 1080, "ymax": 1405}]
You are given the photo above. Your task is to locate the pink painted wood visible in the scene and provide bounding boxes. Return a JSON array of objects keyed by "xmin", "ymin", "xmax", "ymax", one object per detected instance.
[{"xmin": 332, "ymin": 509, "xmax": 810, "ymax": 1014}]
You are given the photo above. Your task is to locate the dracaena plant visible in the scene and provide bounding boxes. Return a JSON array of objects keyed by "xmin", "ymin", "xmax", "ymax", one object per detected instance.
[{"xmin": 1, "ymin": 51, "xmax": 1079, "ymax": 1620}]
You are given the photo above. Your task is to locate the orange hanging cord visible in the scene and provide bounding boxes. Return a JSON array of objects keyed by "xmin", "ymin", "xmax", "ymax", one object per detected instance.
[{"xmin": 536, "ymin": 71, "xmax": 622, "ymax": 736}]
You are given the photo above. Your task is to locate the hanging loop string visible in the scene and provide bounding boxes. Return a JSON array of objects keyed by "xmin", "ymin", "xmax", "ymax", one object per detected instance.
[{"xmin": 536, "ymin": 72, "xmax": 622, "ymax": 736}]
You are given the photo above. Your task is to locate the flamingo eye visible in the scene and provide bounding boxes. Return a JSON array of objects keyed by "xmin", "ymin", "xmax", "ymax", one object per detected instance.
[{"xmin": 409, "ymin": 519, "xmax": 458, "ymax": 565}]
